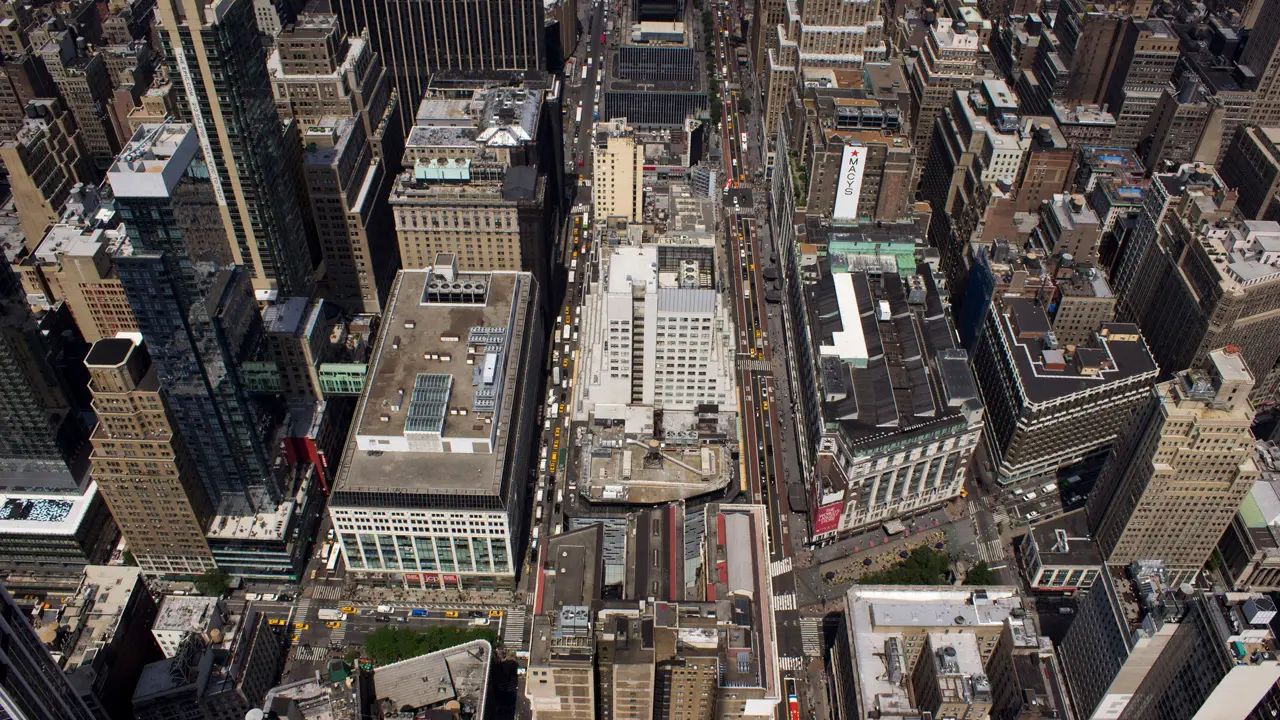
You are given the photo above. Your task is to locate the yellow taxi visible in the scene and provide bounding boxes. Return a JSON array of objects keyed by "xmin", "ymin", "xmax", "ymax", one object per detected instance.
[
  {"xmin": 341, "ymin": 606, "xmax": 357, "ymax": 615},
  {"xmin": 755, "ymin": 330, "xmax": 761, "ymax": 339},
  {"xmin": 325, "ymin": 621, "xmax": 342, "ymax": 629},
  {"xmin": 290, "ymin": 634, "xmax": 300, "ymax": 643},
  {"xmin": 553, "ymin": 439, "xmax": 560, "ymax": 452},
  {"xmin": 294, "ymin": 622, "xmax": 309, "ymax": 631},
  {"xmin": 268, "ymin": 618, "xmax": 287, "ymax": 627},
  {"xmin": 445, "ymin": 610, "xmax": 460, "ymax": 618},
  {"xmin": 559, "ymin": 403, "xmax": 566, "ymax": 415},
  {"xmin": 554, "ymin": 426, "xmax": 562, "ymax": 438},
  {"xmin": 562, "ymin": 357, "xmax": 568, "ymax": 367},
  {"xmin": 763, "ymin": 401, "xmax": 769, "ymax": 412},
  {"xmin": 489, "ymin": 609, "xmax": 504, "ymax": 618}
]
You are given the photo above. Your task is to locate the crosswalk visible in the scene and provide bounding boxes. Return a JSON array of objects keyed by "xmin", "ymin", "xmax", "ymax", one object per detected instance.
[
  {"xmin": 738, "ymin": 359, "xmax": 772, "ymax": 372},
  {"xmin": 977, "ymin": 539, "xmax": 1006, "ymax": 565},
  {"xmin": 778, "ymin": 656, "xmax": 804, "ymax": 671},
  {"xmin": 801, "ymin": 617, "xmax": 823, "ymax": 655},
  {"xmin": 330, "ymin": 622, "xmax": 347, "ymax": 647},
  {"xmin": 295, "ymin": 596, "xmax": 313, "ymax": 622},
  {"xmin": 770, "ymin": 557, "xmax": 793, "ymax": 577},
  {"xmin": 773, "ymin": 592, "xmax": 796, "ymax": 611},
  {"xmin": 503, "ymin": 607, "xmax": 529, "ymax": 650},
  {"xmin": 312, "ymin": 585, "xmax": 343, "ymax": 601},
  {"xmin": 289, "ymin": 645, "xmax": 329, "ymax": 662}
]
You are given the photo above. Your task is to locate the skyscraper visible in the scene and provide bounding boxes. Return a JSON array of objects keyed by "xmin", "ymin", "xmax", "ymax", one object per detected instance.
[
  {"xmin": 155, "ymin": 0, "xmax": 317, "ymax": 296},
  {"xmin": 327, "ymin": 0, "xmax": 544, "ymax": 129},
  {"xmin": 0, "ymin": 251, "xmax": 84, "ymax": 492},
  {"xmin": 85, "ymin": 337, "xmax": 216, "ymax": 577},
  {"xmin": 0, "ymin": 583, "xmax": 98, "ymax": 720},
  {"xmin": 1088, "ymin": 348, "xmax": 1260, "ymax": 586},
  {"xmin": 108, "ymin": 123, "xmax": 278, "ymax": 502},
  {"xmin": 1242, "ymin": 0, "xmax": 1280, "ymax": 127}
]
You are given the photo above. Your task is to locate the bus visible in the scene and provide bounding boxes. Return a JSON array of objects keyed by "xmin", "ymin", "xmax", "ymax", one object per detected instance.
[
  {"xmin": 326, "ymin": 544, "xmax": 342, "ymax": 572},
  {"xmin": 581, "ymin": 65, "xmax": 589, "ymax": 81},
  {"xmin": 575, "ymin": 106, "xmax": 582, "ymax": 123},
  {"xmin": 785, "ymin": 678, "xmax": 800, "ymax": 720}
]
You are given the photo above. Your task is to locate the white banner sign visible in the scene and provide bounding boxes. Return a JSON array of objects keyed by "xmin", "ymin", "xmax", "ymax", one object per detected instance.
[{"xmin": 833, "ymin": 144, "xmax": 866, "ymax": 221}]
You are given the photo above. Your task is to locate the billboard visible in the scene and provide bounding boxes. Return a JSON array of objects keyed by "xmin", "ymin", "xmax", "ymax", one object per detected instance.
[
  {"xmin": 815, "ymin": 501, "xmax": 843, "ymax": 535},
  {"xmin": 833, "ymin": 144, "xmax": 867, "ymax": 221}
]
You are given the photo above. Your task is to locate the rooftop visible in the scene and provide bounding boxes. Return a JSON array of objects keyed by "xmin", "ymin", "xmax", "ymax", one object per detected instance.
[
  {"xmin": 844, "ymin": 586, "xmax": 1022, "ymax": 717},
  {"xmin": 55, "ymin": 566, "xmax": 146, "ymax": 670},
  {"xmin": 803, "ymin": 262, "xmax": 981, "ymax": 448},
  {"xmin": 333, "ymin": 263, "xmax": 532, "ymax": 499},
  {"xmin": 261, "ymin": 668, "xmax": 364, "ymax": 720},
  {"xmin": 206, "ymin": 487, "xmax": 295, "ymax": 541},
  {"xmin": 107, "ymin": 123, "xmax": 201, "ymax": 199},
  {"xmin": 990, "ymin": 298, "xmax": 1157, "ymax": 405},
  {"xmin": 1027, "ymin": 512, "xmax": 1104, "ymax": 565},
  {"xmin": 372, "ymin": 640, "xmax": 491, "ymax": 717},
  {"xmin": 152, "ymin": 595, "xmax": 220, "ymax": 635},
  {"xmin": 0, "ymin": 483, "xmax": 99, "ymax": 536},
  {"xmin": 405, "ymin": 87, "xmax": 541, "ymax": 150},
  {"xmin": 267, "ymin": 34, "xmax": 367, "ymax": 80},
  {"xmin": 1050, "ymin": 101, "xmax": 1116, "ymax": 126}
]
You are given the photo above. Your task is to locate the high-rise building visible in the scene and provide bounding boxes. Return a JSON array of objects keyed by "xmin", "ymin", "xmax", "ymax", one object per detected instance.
[
  {"xmin": 972, "ymin": 298, "xmax": 1158, "ymax": 485},
  {"xmin": 41, "ymin": 565, "xmax": 164, "ymax": 720},
  {"xmin": 1013, "ymin": 118, "xmax": 1072, "ymax": 213},
  {"xmin": 1218, "ymin": 125, "xmax": 1280, "ymax": 221},
  {"xmin": 84, "ymin": 337, "xmax": 216, "ymax": 578},
  {"xmin": 1050, "ymin": 266, "xmax": 1116, "ymax": 348},
  {"xmin": 0, "ymin": 98, "xmax": 95, "ymax": 249},
  {"xmin": 1218, "ymin": 440, "xmax": 1280, "ymax": 593},
  {"xmin": 0, "ymin": 251, "xmax": 85, "ymax": 491},
  {"xmin": 908, "ymin": 18, "xmax": 981, "ymax": 175},
  {"xmin": 788, "ymin": 87, "xmax": 914, "ymax": 224},
  {"xmin": 1088, "ymin": 348, "xmax": 1259, "ymax": 584},
  {"xmin": 1241, "ymin": 0, "xmax": 1280, "ymax": 127},
  {"xmin": 132, "ymin": 607, "xmax": 285, "ymax": 720},
  {"xmin": 39, "ymin": 32, "xmax": 124, "ymax": 171},
  {"xmin": 0, "ymin": 54, "xmax": 56, "ymax": 143},
  {"xmin": 155, "ymin": 0, "xmax": 317, "ymax": 296},
  {"xmin": 984, "ymin": 616, "xmax": 1073, "ymax": 720},
  {"xmin": 108, "ymin": 123, "xmax": 279, "ymax": 502},
  {"xmin": 1034, "ymin": 192, "xmax": 1103, "ymax": 266},
  {"xmin": 30, "ymin": 212, "xmax": 138, "ymax": 344},
  {"xmin": 526, "ymin": 525, "xmax": 602, "ymax": 720},
  {"xmin": 831, "ymin": 587, "xmax": 1026, "ymax": 720},
  {"xmin": 1114, "ymin": 165, "xmax": 1280, "ymax": 402},
  {"xmin": 302, "ymin": 118, "xmax": 398, "ymax": 314},
  {"xmin": 392, "ymin": 86, "xmax": 554, "ymax": 285},
  {"xmin": 267, "ymin": 10, "xmax": 401, "ymax": 164},
  {"xmin": 762, "ymin": 0, "xmax": 887, "ymax": 139},
  {"xmin": 1137, "ymin": 76, "xmax": 1214, "ymax": 173},
  {"xmin": 1060, "ymin": 562, "xmax": 1280, "ymax": 720},
  {"xmin": 0, "ymin": 582, "xmax": 98, "ymax": 720},
  {"xmin": 918, "ymin": 82, "xmax": 1030, "ymax": 291},
  {"xmin": 574, "ymin": 245, "xmax": 737, "ymax": 417},
  {"xmin": 791, "ymin": 254, "xmax": 983, "ymax": 541},
  {"xmin": 1049, "ymin": 0, "xmax": 1126, "ymax": 107},
  {"xmin": 1104, "ymin": 18, "xmax": 1180, "ymax": 149},
  {"xmin": 909, "ymin": 633, "xmax": 993, "ymax": 720},
  {"xmin": 592, "ymin": 119, "xmax": 645, "ymax": 225},
  {"xmin": 327, "ymin": 258, "xmax": 543, "ymax": 591},
  {"xmin": 327, "ymin": 0, "xmax": 544, "ymax": 130}
]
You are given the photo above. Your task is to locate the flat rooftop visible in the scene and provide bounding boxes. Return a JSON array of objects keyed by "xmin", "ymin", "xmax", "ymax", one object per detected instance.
[
  {"xmin": 60, "ymin": 566, "xmax": 145, "ymax": 669},
  {"xmin": 206, "ymin": 487, "xmax": 295, "ymax": 542},
  {"xmin": 993, "ymin": 297, "xmax": 1157, "ymax": 405},
  {"xmin": 1028, "ymin": 512, "xmax": 1104, "ymax": 565},
  {"xmin": 333, "ymin": 266, "xmax": 531, "ymax": 498},
  {"xmin": 152, "ymin": 595, "xmax": 220, "ymax": 634},
  {"xmin": 372, "ymin": 640, "xmax": 491, "ymax": 715},
  {"xmin": 804, "ymin": 262, "xmax": 980, "ymax": 447},
  {"xmin": 0, "ymin": 484, "xmax": 98, "ymax": 536}
]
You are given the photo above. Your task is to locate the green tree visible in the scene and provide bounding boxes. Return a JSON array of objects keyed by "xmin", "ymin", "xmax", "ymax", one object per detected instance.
[
  {"xmin": 363, "ymin": 626, "xmax": 500, "ymax": 667},
  {"xmin": 739, "ymin": 97, "xmax": 751, "ymax": 115},
  {"xmin": 710, "ymin": 97, "xmax": 723, "ymax": 127},
  {"xmin": 122, "ymin": 550, "xmax": 137, "ymax": 567},
  {"xmin": 964, "ymin": 561, "xmax": 998, "ymax": 585},
  {"xmin": 194, "ymin": 568, "xmax": 231, "ymax": 597},
  {"xmin": 858, "ymin": 547, "xmax": 951, "ymax": 585}
]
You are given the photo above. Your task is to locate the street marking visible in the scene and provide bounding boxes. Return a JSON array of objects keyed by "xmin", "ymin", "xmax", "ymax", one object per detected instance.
[
  {"xmin": 770, "ymin": 557, "xmax": 793, "ymax": 577},
  {"xmin": 801, "ymin": 617, "xmax": 823, "ymax": 655},
  {"xmin": 773, "ymin": 592, "xmax": 796, "ymax": 610}
]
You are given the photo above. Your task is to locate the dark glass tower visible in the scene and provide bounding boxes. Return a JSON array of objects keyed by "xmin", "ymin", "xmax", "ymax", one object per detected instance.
[
  {"xmin": 328, "ymin": 0, "xmax": 544, "ymax": 129},
  {"xmin": 108, "ymin": 123, "xmax": 279, "ymax": 504},
  {"xmin": 0, "ymin": 253, "xmax": 85, "ymax": 492},
  {"xmin": 156, "ymin": 0, "xmax": 317, "ymax": 296}
]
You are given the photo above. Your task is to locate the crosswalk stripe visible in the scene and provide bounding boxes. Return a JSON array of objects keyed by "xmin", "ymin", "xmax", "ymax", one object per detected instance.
[
  {"xmin": 800, "ymin": 617, "xmax": 822, "ymax": 655},
  {"xmin": 773, "ymin": 593, "xmax": 796, "ymax": 611},
  {"xmin": 503, "ymin": 608, "xmax": 529, "ymax": 650},
  {"xmin": 779, "ymin": 656, "xmax": 803, "ymax": 671},
  {"xmin": 770, "ymin": 557, "xmax": 793, "ymax": 577}
]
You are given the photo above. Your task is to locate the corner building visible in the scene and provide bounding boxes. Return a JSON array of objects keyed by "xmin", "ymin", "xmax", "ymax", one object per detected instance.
[{"xmin": 328, "ymin": 257, "xmax": 543, "ymax": 591}]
